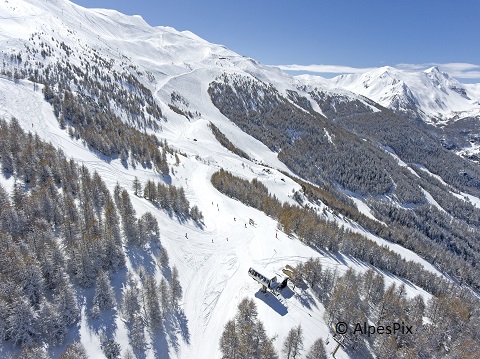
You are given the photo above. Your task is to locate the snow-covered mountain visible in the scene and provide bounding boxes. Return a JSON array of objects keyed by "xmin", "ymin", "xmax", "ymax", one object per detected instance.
[
  {"xmin": 297, "ymin": 66, "xmax": 480, "ymax": 124},
  {"xmin": 1, "ymin": 1, "xmax": 480, "ymax": 359}
]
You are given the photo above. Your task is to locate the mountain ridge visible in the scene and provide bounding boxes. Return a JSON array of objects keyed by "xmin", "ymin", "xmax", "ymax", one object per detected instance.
[{"xmin": 296, "ymin": 65, "xmax": 480, "ymax": 124}]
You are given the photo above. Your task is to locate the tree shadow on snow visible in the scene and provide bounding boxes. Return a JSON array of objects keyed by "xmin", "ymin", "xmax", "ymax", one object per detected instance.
[
  {"xmin": 162, "ymin": 174, "xmax": 172, "ymax": 186},
  {"xmin": 160, "ymin": 265, "xmax": 172, "ymax": 283},
  {"xmin": 326, "ymin": 251, "xmax": 349, "ymax": 266},
  {"xmin": 133, "ymin": 345, "xmax": 147, "ymax": 359},
  {"xmin": 85, "ymin": 143, "xmax": 119, "ymax": 164},
  {"xmin": 125, "ymin": 246, "xmax": 157, "ymax": 277},
  {"xmin": 48, "ymin": 323, "xmax": 82, "ymax": 358},
  {"xmin": 164, "ymin": 314, "xmax": 179, "ymax": 353},
  {"xmin": 87, "ymin": 308, "xmax": 118, "ymax": 340},
  {"xmin": 121, "ymin": 156, "xmax": 129, "ymax": 169},
  {"xmin": 294, "ymin": 289, "xmax": 317, "ymax": 310},
  {"xmin": 162, "ymin": 307, "xmax": 191, "ymax": 355},
  {"xmin": 175, "ymin": 308, "xmax": 190, "ymax": 345},
  {"xmin": 111, "ymin": 267, "xmax": 128, "ymax": 309},
  {"xmin": 254, "ymin": 290, "xmax": 288, "ymax": 316},
  {"xmin": 374, "ymin": 266, "xmax": 417, "ymax": 289},
  {"xmin": 193, "ymin": 219, "xmax": 205, "ymax": 230},
  {"xmin": 150, "ymin": 329, "xmax": 170, "ymax": 359}
]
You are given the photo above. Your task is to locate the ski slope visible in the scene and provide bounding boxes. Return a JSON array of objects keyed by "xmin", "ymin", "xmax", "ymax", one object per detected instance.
[
  {"xmin": 0, "ymin": 1, "xmax": 448, "ymax": 357},
  {"xmin": 0, "ymin": 72, "xmax": 436, "ymax": 358}
]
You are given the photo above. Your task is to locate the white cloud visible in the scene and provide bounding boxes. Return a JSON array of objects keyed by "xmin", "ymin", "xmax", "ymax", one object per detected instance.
[
  {"xmin": 276, "ymin": 64, "xmax": 377, "ymax": 74},
  {"xmin": 397, "ymin": 62, "xmax": 480, "ymax": 79},
  {"xmin": 277, "ymin": 62, "xmax": 480, "ymax": 80}
]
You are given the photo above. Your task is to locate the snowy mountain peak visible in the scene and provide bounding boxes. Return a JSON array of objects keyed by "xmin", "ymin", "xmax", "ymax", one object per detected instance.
[
  {"xmin": 304, "ymin": 66, "xmax": 480, "ymax": 124},
  {"xmin": 424, "ymin": 65, "xmax": 441, "ymax": 74}
]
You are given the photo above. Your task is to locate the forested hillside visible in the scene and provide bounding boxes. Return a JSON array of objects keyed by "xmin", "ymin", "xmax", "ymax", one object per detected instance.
[
  {"xmin": 209, "ymin": 74, "xmax": 480, "ymax": 290},
  {"xmin": 0, "ymin": 118, "xmax": 187, "ymax": 357}
]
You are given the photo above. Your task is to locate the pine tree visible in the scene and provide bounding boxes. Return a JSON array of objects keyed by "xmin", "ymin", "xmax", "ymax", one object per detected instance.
[
  {"xmin": 93, "ymin": 271, "xmax": 116, "ymax": 311},
  {"xmin": 159, "ymin": 150, "xmax": 169, "ymax": 176},
  {"xmin": 41, "ymin": 244, "xmax": 66, "ymax": 291},
  {"xmin": 235, "ymin": 298, "xmax": 258, "ymax": 356},
  {"xmin": 12, "ymin": 180, "xmax": 26, "ymax": 209},
  {"xmin": 143, "ymin": 275, "xmax": 162, "ymax": 332},
  {"xmin": 409, "ymin": 294, "xmax": 425, "ymax": 328},
  {"xmin": 6, "ymin": 296, "xmax": 38, "ymax": 347},
  {"xmin": 70, "ymin": 235, "xmax": 102, "ymax": 287},
  {"xmin": 325, "ymin": 269, "xmax": 365, "ymax": 327},
  {"xmin": 362, "ymin": 269, "xmax": 385, "ymax": 307},
  {"xmin": 282, "ymin": 325, "xmax": 304, "ymax": 359},
  {"xmin": 175, "ymin": 186, "xmax": 189, "ymax": 215},
  {"xmin": 103, "ymin": 195, "xmax": 125, "ymax": 270},
  {"xmin": 301, "ymin": 258, "xmax": 322, "ymax": 288},
  {"xmin": 219, "ymin": 320, "xmax": 238, "ymax": 358},
  {"xmin": 0, "ymin": 151, "xmax": 14, "ymax": 174},
  {"xmin": 157, "ymin": 182, "xmax": 170, "ymax": 209},
  {"xmin": 144, "ymin": 180, "xmax": 157, "ymax": 202},
  {"xmin": 18, "ymin": 346, "xmax": 51, "ymax": 359},
  {"xmin": 102, "ymin": 338, "xmax": 121, "ymax": 359},
  {"xmin": 60, "ymin": 341, "xmax": 88, "ymax": 359},
  {"xmin": 62, "ymin": 194, "xmax": 81, "ymax": 245},
  {"xmin": 159, "ymin": 278, "xmax": 170, "ymax": 314},
  {"xmin": 0, "ymin": 184, "xmax": 11, "ymax": 216},
  {"xmin": 21, "ymin": 262, "xmax": 45, "ymax": 308},
  {"xmin": 138, "ymin": 212, "xmax": 160, "ymax": 246},
  {"xmin": 120, "ymin": 189, "xmax": 138, "ymax": 244},
  {"xmin": 157, "ymin": 247, "xmax": 170, "ymax": 269},
  {"xmin": 305, "ymin": 338, "xmax": 327, "ymax": 359},
  {"xmin": 170, "ymin": 266, "xmax": 183, "ymax": 309},
  {"xmin": 54, "ymin": 279, "xmax": 80, "ymax": 326},
  {"xmin": 253, "ymin": 321, "xmax": 278, "ymax": 359},
  {"xmin": 121, "ymin": 284, "xmax": 140, "ymax": 322},
  {"xmin": 221, "ymin": 298, "xmax": 278, "ymax": 359},
  {"xmin": 190, "ymin": 205, "xmax": 204, "ymax": 222},
  {"xmin": 123, "ymin": 348, "xmax": 135, "ymax": 359},
  {"xmin": 129, "ymin": 313, "xmax": 146, "ymax": 350},
  {"xmin": 132, "ymin": 176, "xmax": 142, "ymax": 197},
  {"xmin": 0, "ymin": 298, "xmax": 8, "ymax": 341},
  {"xmin": 39, "ymin": 300, "xmax": 67, "ymax": 346},
  {"xmin": 114, "ymin": 182, "xmax": 122, "ymax": 207}
]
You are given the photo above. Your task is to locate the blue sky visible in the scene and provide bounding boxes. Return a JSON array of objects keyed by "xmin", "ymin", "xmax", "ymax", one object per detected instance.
[{"xmin": 71, "ymin": 0, "xmax": 480, "ymax": 82}]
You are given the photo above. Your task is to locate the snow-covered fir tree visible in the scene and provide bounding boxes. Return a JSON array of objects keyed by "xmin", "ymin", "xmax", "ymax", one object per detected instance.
[{"xmin": 93, "ymin": 271, "xmax": 116, "ymax": 312}]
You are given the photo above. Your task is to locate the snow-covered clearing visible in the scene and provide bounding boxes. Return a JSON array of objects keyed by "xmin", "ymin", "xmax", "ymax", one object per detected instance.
[{"xmin": 416, "ymin": 164, "xmax": 480, "ymax": 209}]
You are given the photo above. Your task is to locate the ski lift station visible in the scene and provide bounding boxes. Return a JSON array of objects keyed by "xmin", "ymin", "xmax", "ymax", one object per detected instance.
[{"xmin": 248, "ymin": 267, "xmax": 289, "ymax": 293}]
